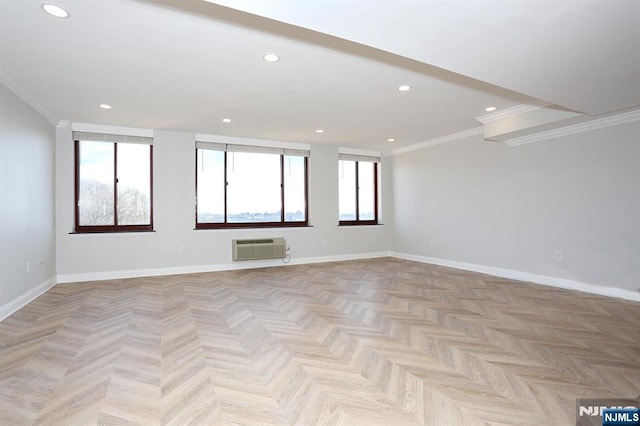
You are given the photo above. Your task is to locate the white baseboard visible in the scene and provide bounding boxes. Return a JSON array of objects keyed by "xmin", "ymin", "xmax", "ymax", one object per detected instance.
[
  {"xmin": 390, "ymin": 252, "xmax": 640, "ymax": 302},
  {"xmin": 56, "ymin": 251, "xmax": 392, "ymax": 284},
  {"xmin": 0, "ymin": 277, "xmax": 57, "ymax": 322},
  {"xmin": 6, "ymin": 251, "xmax": 636, "ymax": 322}
]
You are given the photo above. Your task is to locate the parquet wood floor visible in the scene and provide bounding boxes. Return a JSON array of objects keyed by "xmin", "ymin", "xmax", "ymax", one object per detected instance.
[{"xmin": 1, "ymin": 258, "xmax": 638, "ymax": 425}]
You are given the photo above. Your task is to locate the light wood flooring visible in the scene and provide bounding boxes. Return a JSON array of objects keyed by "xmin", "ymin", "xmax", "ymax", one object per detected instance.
[{"xmin": 1, "ymin": 258, "xmax": 639, "ymax": 425}]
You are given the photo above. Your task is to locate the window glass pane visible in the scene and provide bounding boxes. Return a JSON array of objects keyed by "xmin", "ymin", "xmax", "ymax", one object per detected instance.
[
  {"xmin": 197, "ymin": 149, "xmax": 225, "ymax": 223},
  {"xmin": 358, "ymin": 162, "xmax": 375, "ymax": 220},
  {"xmin": 227, "ymin": 152, "xmax": 281, "ymax": 222},
  {"xmin": 338, "ymin": 160, "xmax": 356, "ymax": 221},
  {"xmin": 284, "ymin": 155, "xmax": 306, "ymax": 222},
  {"xmin": 78, "ymin": 141, "xmax": 114, "ymax": 226},
  {"xmin": 117, "ymin": 144, "xmax": 151, "ymax": 225}
]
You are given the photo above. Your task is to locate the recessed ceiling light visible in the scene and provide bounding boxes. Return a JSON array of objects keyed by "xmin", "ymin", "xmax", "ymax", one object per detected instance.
[
  {"xmin": 398, "ymin": 85, "xmax": 411, "ymax": 92},
  {"xmin": 222, "ymin": 118, "xmax": 231, "ymax": 123},
  {"xmin": 315, "ymin": 129, "xmax": 324, "ymax": 134},
  {"xmin": 99, "ymin": 104, "xmax": 112, "ymax": 110},
  {"xmin": 387, "ymin": 138, "xmax": 395, "ymax": 142},
  {"xmin": 485, "ymin": 106, "xmax": 497, "ymax": 112},
  {"xmin": 41, "ymin": 4, "xmax": 69, "ymax": 18},
  {"xmin": 263, "ymin": 53, "xmax": 280, "ymax": 63}
]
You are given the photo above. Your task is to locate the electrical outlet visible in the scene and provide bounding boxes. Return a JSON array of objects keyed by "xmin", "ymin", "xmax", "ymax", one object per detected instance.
[
  {"xmin": 38, "ymin": 258, "xmax": 45, "ymax": 268},
  {"xmin": 178, "ymin": 246, "xmax": 186, "ymax": 254},
  {"xmin": 555, "ymin": 251, "xmax": 562, "ymax": 261}
]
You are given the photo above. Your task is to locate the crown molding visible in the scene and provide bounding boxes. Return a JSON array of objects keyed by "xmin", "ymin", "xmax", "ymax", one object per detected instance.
[
  {"xmin": 505, "ymin": 108, "xmax": 640, "ymax": 147},
  {"xmin": 0, "ymin": 71, "xmax": 58, "ymax": 125},
  {"xmin": 388, "ymin": 106, "xmax": 640, "ymax": 155},
  {"xmin": 389, "ymin": 127, "xmax": 483, "ymax": 156},
  {"xmin": 475, "ymin": 100, "xmax": 552, "ymax": 125}
]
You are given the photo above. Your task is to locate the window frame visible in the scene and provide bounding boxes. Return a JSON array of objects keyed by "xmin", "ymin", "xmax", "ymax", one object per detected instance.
[
  {"xmin": 74, "ymin": 139, "xmax": 154, "ymax": 233},
  {"xmin": 195, "ymin": 147, "xmax": 309, "ymax": 229},
  {"xmin": 338, "ymin": 159, "xmax": 379, "ymax": 226}
]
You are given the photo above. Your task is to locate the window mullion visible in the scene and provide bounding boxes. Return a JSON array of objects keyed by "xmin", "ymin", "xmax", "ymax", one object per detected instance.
[
  {"xmin": 355, "ymin": 161, "xmax": 360, "ymax": 222},
  {"xmin": 224, "ymin": 151, "xmax": 228, "ymax": 224},
  {"xmin": 304, "ymin": 157, "xmax": 309, "ymax": 224},
  {"xmin": 113, "ymin": 142, "xmax": 118, "ymax": 228},
  {"xmin": 194, "ymin": 149, "xmax": 199, "ymax": 226},
  {"xmin": 280, "ymin": 155, "xmax": 285, "ymax": 223},
  {"xmin": 374, "ymin": 162, "xmax": 378, "ymax": 223},
  {"xmin": 149, "ymin": 145, "xmax": 154, "ymax": 230},
  {"xmin": 74, "ymin": 141, "xmax": 80, "ymax": 231}
]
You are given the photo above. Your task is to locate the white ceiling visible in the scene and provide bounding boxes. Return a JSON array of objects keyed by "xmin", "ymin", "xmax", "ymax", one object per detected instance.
[{"xmin": 1, "ymin": 0, "xmax": 638, "ymax": 151}]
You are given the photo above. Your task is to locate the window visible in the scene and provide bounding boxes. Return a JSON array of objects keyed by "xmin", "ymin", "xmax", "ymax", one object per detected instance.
[
  {"xmin": 339, "ymin": 154, "xmax": 379, "ymax": 225},
  {"xmin": 196, "ymin": 142, "xmax": 309, "ymax": 228},
  {"xmin": 74, "ymin": 132, "xmax": 153, "ymax": 233}
]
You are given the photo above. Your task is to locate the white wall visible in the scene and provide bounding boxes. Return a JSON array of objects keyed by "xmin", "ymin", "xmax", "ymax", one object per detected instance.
[
  {"xmin": 3, "ymin": 86, "xmax": 637, "ymax": 308},
  {"xmin": 56, "ymin": 127, "xmax": 392, "ymax": 281},
  {"xmin": 0, "ymin": 83, "xmax": 56, "ymax": 314},
  {"xmin": 391, "ymin": 121, "xmax": 640, "ymax": 296}
]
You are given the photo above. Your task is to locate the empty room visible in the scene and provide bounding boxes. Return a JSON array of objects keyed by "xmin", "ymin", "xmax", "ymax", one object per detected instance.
[{"xmin": 1, "ymin": 0, "xmax": 639, "ymax": 425}]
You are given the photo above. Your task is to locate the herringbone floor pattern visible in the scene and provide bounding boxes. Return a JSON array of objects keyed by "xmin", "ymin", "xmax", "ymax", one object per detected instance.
[{"xmin": 1, "ymin": 258, "xmax": 638, "ymax": 425}]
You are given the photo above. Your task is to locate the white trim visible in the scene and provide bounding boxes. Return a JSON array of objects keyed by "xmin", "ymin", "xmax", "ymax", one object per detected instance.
[
  {"xmin": 0, "ymin": 277, "xmax": 57, "ymax": 322},
  {"xmin": 475, "ymin": 100, "xmax": 552, "ymax": 125},
  {"xmin": 194, "ymin": 226, "xmax": 315, "ymax": 233},
  {"xmin": 72, "ymin": 131, "xmax": 152, "ymax": 145},
  {"xmin": 56, "ymin": 252, "xmax": 391, "ymax": 283},
  {"xmin": 5, "ymin": 252, "xmax": 637, "ymax": 320},
  {"xmin": 388, "ymin": 107, "xmax": 640, "ymax": 155},
  {"xmin": 0, "ymin": 71, "xmax": 58, "ymax": 125},
  {"xmin": 337, "ymin": 224, "xmax": 385, "ymax": 228},
  {"xmin": 68, "ymin": 231, "xmax": 157, "ymax": 238},
  {"xmin": 338, "ymin": 147, "xmax": 382, "ymax": 157},
  {"xmin": 390, "ymin": 252, "xmax": 640, "ymax": 302},
  {"xmin": 72, "ymin": 122, "xmax": 154, "ymax": 138},
  {"xmin": 389, "ymin": 127, "xmax": 483, "ymax": 156},
  {"xmin": 339, "ymin": 153, "xmax": 380, "ymax": 163},
  {"xmin": 505, "ymin": 108, "xmax": 640, "ymax": 147},
  {"xmin": 196, "ymin": 133, "xmax": 310, "ymax": 151}
]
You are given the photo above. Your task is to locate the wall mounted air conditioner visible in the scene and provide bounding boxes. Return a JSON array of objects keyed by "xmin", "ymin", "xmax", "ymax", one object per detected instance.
[{"xmin": 232, "ymin": 238, "xmax": 286, "ymax": 261}]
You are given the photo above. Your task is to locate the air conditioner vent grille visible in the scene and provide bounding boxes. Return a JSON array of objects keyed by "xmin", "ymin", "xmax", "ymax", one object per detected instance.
[
  {"xmin": 236, "ymin": 239, "xmax": 274, "ymax": 245},
  {"xmin": 232, "ymin": 238, "xmax": 286, "ymax": 261}
]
